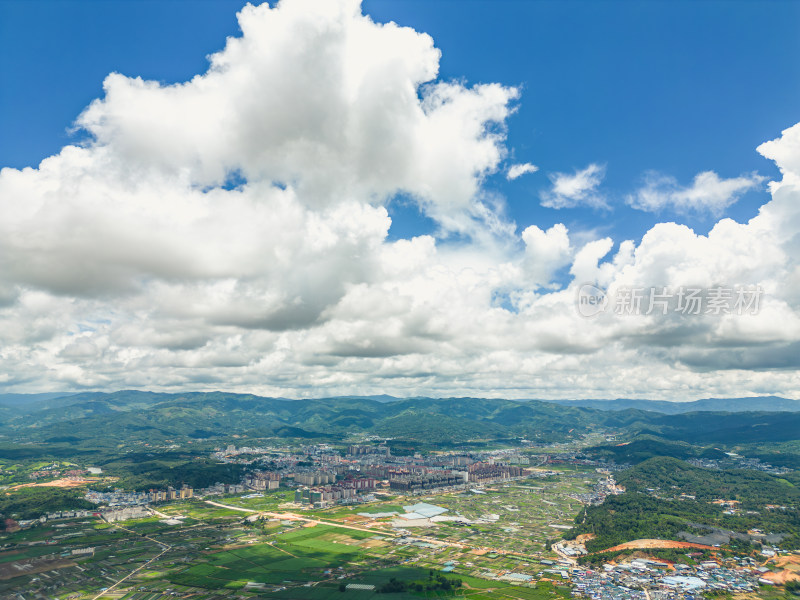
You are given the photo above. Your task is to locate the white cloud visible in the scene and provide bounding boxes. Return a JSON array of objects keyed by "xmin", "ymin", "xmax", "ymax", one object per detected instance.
[
  {"xmin": 521, "ymin": 223, "xmax": 571, "ymax": 286},
  {"xmin": 757, "ymin": 121, "xmax": 800, "ymax": 187},
  {"xmin": 1, "ymin": 0, "xmax": 800, "ymax": 400},
  {"xmin": 540, "ymin": 163, "xmax": 607, "ymax": 209},
  {"xmin": 74, "ymin": 0, "xmax": 518, "ymax": 235},
  {"xmin": 507, "ymin": 162, "xmax": 539, "ymax": 180},
  {"xmin": 627, "ymin": 170, "xmax": 765, "ymax": 214}
]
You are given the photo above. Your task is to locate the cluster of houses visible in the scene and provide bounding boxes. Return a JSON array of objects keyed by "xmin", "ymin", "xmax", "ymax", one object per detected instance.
[
  {"xmin": 293, "ymin": 477, "xmax": 377, "ymax": 507},
  {"xmin": 570, "ymin": 559, "xmax": 762, "ymax": 600},
  {"xmin": 207, "ymin": 442, "xmax": 622, "ymax": 502},
  {"xmin": 28, "ymin": 465, "xmax": 87, "ymax": 480},
  {"xmin": 388, "ymin": 471, "xmax": 468, "ymax": 492},
  {"xmin": 570, "ymin": 474, "xmax": 626, "ymax": 506},
  {"xmin": 687, "ymin": 455, "xmax": 790, "ymax": 475},
  {"xmin": 85, "ymin": 485, "xmax": 194, "ymax": 507},
  {"xmin": 8, "ymin": 509, "xmax": 96, "ymax": 530},
  {"xmin": 244, "ymin": 471, "xmax": 281, "ymax": 490},
  {"xmin": 99, "ymin": 506, "xmax": 151, "ymax": 522},
  {"xmin": 384, "ymin": 464, "xmax": 526, "ymax": 492}
]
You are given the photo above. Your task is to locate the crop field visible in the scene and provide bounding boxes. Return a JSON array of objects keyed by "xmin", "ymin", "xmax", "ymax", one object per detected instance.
[
  {"xmin": 212, "ymin": 489, "xmax": 296, "ymax": 510},
  {"xmin": 169, "ymin": 524, "xmax": 389, "ymax": 590},
  {"xmin": 0, "ymin": 470, "xmax": 598, "ymax": 598},
  {"xmin": 157, "ymin": 499, "xmax": 254, "ymax": 520},
  {"xmin": 260, "ymin": 570, "xmax": 572, "ymax": 600},
  {"xmin": 0, "ymin": 514, "xmax": 251, "ymax": 598},
  {"xmin": 336, "ymin": 471, "xmax": 600, "ymax": 557},
  {"xmin": 196, "ymin": 472, "xmax": 599, "ymax": 563}
]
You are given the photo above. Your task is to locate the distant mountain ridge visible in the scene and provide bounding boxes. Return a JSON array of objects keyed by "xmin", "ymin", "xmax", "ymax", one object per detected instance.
[
  {"xmin": 4, "ymin": 392, "xmax": 797, "ymax": 414},
  {"xmin": 2, "ymin": 391, "xmax": 800, "ymax": 449},
  {"xmin": 0, "ymin": 392, "xmax": 75, "ymax": 406},
  {"xmin": 542, "ymin": 396, "xmax": 800, "ymax": 414},
  {"xmin": 0, "ymin": 391, "xmax": 608, "ymax": 445},
  {"xmin": 0, "ymin": 390, "xmax": 800, "ymax": 449}
]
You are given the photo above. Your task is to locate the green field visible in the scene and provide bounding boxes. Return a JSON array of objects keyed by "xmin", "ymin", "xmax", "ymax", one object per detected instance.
[{"xmin": 169, "ymin": 524, "xmax": 380, "ymax": 590}]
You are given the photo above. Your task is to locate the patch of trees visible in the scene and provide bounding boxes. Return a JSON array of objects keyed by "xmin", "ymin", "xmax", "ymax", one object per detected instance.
[
  {"xmin": 655, "ymin": 411, "xmax": 800, "ymax": 445},
  {"xmin": 106, "ymin": 459, "xmax": 247, "ymax": 491},
  {"xmin": 565, "ymin": 491, "xmax": 800, "ymax": 552},
  {"xmin": 618, "ymin": 457, "xmax": 800, "ymax": 508},
  {"xmin": 377, "ymin": 574, "xmax": 463, "ymax": 593},
  {"xmin": 578, "ymin": 547, "xmax": 714, "ymax": 567},
  {"xmin": 0, "ymin": 488, "xmax": 94, "ymax": 521},
  {"xmin": 585, "ymin": 439, "xmax": 720, "ymax": 465}
]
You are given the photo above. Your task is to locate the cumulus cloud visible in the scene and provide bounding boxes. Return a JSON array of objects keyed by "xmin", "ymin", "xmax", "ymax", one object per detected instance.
[
  {"xmin": 507, "ymin": 162, "xmax": 539, "ymax": 180},
  {"xmin": 627, "ymin": 170, "xmax": 765, "ymax": 214},
  {"xmin": 540, "ymin": 163, "xmax": 608, "ymax": 209},
  {"xmin": 0, "ymin": 0, "xmax": 518, "ymax": 300},
  {"xmin": 758, "ymin": 121, "xmax": 800, "ymax": 188},
  {"xmin": 1, "ymin": 0, "xmax": 800, "ymax": 400},
  {"xmin": 521, "ymin": 224, "xmax": 571, "ymax": 286},
  {"xmin": 74, "ymin": 0, "xmax": 518, "ymax": 234}
]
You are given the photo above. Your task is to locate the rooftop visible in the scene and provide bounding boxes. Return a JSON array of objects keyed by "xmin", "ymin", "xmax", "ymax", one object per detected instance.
[{"xmin": 402, "ymin": 502, "xmax": 448, "ymax": 517}]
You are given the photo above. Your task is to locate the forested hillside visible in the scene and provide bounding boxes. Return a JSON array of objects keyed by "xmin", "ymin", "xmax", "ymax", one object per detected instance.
[{"xmin": 567, "ymin": 457, "xmax": 800, "ymax": 552}]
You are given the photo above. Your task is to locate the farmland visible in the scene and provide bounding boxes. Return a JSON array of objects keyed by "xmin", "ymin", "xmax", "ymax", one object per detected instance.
[
  {"xmin": 170, "ymin": 524, "xmax": 383, "ymax": 587},
  {"xmin": 0, "ymin": 471, "xmax": 595, "ymax": 599}
]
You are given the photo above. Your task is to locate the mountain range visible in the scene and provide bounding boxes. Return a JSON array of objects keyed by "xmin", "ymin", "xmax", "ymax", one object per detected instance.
[
  {"xmin": 2, "ymin": 391, "xmax": 800, "ymax": 451},
  {"xmin": 542, "ymin": 396, "xmax": 800, "ymax": 414}
]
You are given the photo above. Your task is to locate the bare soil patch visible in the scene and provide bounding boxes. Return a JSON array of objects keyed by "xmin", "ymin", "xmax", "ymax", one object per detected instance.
[
  {"xmin": 599, "ymin": 539, "xmax": 717, "ymax": 553},
  {"xmin": 9, "ymin": 477, "xmax": 98, "ymax": 490}
]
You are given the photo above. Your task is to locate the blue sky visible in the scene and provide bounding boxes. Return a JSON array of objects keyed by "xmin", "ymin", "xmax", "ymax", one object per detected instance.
[
  {"xmin": 1, "ymin": 0, "xmax": 800, "ymax": 398},
  {"xmin": 3, "ymin": 1, "xmax": 798, "ymax": 243},
  {"xmin": 372, "ymin": 1, "xmax": 800, "ymax": 238}
]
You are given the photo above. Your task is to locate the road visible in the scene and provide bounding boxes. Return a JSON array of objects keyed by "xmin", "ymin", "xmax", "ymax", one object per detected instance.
[
  {"xmin": 204, "ymin": 499, "xmax": 258, "ymax": 513},
  {"xmin": 205, "ymin": 500, "xmax": 475, "ymax": 551},
  {"xmin": 89, "ymin": 521, "xmax": 171, "ymax": 600},
  {"xmin": 83, "ymin": 497, "xmax": 551, "ymax": 598},
  {"xmin": 204, "ymin": 499, "xmax": 395, "ymax": 535},
  {"xmin": 205, "ymin": 499, "xmax": 592, "ymax": 561},
  {"xmin": 550, "ymin": 541, "xmax": 578, "ymax": 566}
]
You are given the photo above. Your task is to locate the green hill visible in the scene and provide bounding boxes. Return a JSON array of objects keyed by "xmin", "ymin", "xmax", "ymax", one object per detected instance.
[{"xmin": 0, "ymin": 391, "xmax": 607, "ymax": 447}]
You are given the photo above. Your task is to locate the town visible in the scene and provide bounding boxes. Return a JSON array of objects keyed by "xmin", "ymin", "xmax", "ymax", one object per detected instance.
[{"xmin": 2, "ymin": 438, "xmax": 797, "ymax": 600}]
